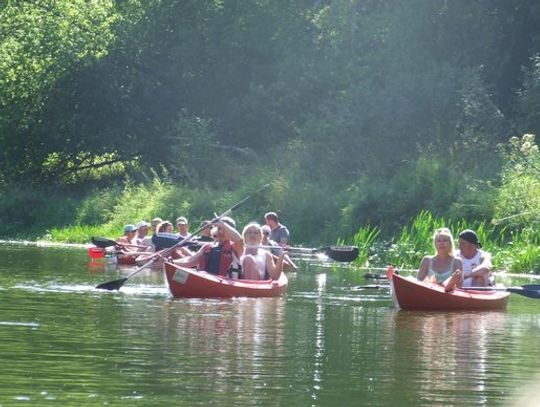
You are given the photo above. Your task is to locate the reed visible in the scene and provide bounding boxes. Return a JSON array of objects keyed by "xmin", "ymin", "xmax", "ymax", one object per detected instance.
[
  {"xmin": 357, "ymin": 211, "xmax": 540, "ymax": 274},
  {"xmin": 341, "ymin": 225, "xmax": 380, "ymax": 267}
]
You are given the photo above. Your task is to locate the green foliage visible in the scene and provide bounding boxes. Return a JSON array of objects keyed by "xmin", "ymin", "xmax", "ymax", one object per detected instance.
[
  {"xmin": 345, "ymin": 225, "xmax": 380, "ymax": 267},
  {"xmin": 1, "ymin": 1, "xmax": 540, "ymax": 273},
  {"xmin": 496, "ymin": 227, "xmax": 540, "ymax": 273},
  {"xmin": 48, "ymin": 224, "xmax": 118, "ymax": 243},
  {"xmin": 494, "ymin": 134, "xmax": 540, "ymax": 230},
  {"xmin": 518, "ymin": 55, "xmax": 540, "ymax": 135},
  {"xmin": 0, "ymin": 0, "xmax": 133, "ymax": 182},
  {"xmin": 0, "ymin": 186, "xmax": 79, "ymax": 238}
]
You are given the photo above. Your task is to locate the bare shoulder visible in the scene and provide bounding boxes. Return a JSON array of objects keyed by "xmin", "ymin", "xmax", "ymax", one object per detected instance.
[
  {"xmin": 418, "ymin": 255, "xmax": 431, "ymax": 271},
  {"xmin": 420, "ymin": 255, "xmax": 432, "ymax": 265}
]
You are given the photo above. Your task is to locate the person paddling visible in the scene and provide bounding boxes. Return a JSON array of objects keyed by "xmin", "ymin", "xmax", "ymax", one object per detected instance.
[
  {"xmin": 116, "ymin": 224, "xmax": 137, "ymax": 247},
  {"xmin": 172, "ymin": 217, "xmax": 243, "ymax": 277},
  {"xmin": 417, "ymin": 228, "xmax": 463, "ymax": 292}
]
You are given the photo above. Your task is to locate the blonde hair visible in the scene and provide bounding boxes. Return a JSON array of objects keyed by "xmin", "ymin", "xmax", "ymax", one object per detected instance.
[
  {"xmin": 242, "ymin": 222, "xmax": 262, "ymax": 238},
  {"xmin": 432, "ymin": 227, "xmax": 455, "ymax": 256}
]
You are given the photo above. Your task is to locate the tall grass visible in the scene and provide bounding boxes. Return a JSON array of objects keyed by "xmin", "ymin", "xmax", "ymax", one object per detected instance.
[
  {"xmin": 350, "ymin": 210, "xmax": 540, "ymax": 274},
  {"xmin": 341, "ymin": 225, "xmax": 380, "ymax": 267}
]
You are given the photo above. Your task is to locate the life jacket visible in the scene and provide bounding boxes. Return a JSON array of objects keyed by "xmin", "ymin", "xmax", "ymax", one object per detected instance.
[{"xmin": 199, "ymin": 241, "xmax": 234, "ymax": 276}]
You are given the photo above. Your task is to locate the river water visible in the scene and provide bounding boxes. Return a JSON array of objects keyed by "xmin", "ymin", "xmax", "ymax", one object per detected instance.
[{"xmin": 0, "ymin": 243, "xmax": 539, "ymax": 406}]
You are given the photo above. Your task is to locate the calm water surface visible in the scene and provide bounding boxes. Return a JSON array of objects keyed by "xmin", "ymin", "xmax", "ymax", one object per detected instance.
[{"xmin": 0, "ymin": 243, "xmax": 539, "ymax": 406}]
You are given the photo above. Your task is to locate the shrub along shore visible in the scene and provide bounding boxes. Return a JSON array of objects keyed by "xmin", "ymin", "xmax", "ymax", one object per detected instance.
[{"xmin": 1, "ymin": 135, "xmax": 538, "ymax": 274}]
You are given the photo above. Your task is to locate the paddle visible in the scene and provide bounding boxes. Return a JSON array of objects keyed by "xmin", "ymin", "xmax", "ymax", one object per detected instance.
[
  {"xmin": 364, "ymin": 272, "xmax": 387, "ymax": 280},
  {"xmin": 256, "ymin": 245, "xmax": 358, "ymax": 262},
  {"xmin": 151, "ymin": 234, "xmax": 202, "ymax": 251},
  {"xmin": 95, "ymin": 184, "xmax": 269, "ymax": 291},
  {"xmin": 353, "ymin": 284, "xmax": 389, "ymax": 290},
  {"xmin": 288, "ymin": 245, "xmax": 359, "ymax": 262},
  {"xmin": 462, "ymin": 285, "xmax": 540, "ymax": 299},
  {"xmin": 91, "ymin": 236, "xmax": 147, "ymax": 250}
]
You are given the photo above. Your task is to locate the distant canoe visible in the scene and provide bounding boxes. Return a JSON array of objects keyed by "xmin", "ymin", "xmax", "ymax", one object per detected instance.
[
  {"xmin": 164, "ymin": 261, "xmax": 288, "ymax": 298},
  {"xmin": 388, "ymin": 268, "xmax": 509, "ymax": 311},
  {"xmin": 116, "ymin": 253, "xmax": 137, "ymax": 265}
]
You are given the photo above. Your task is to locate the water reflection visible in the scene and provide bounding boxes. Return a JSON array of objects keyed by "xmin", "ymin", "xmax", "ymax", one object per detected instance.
[
  {"xmin": 1, "ymin": 243, "xmax": 540, "ymax": 405},
  {"xmin": 385, "ymin": 311, "xmax": 514, "ymax": 406},
  {"xmin": 313, "ymin": 273, "xmax": 327, "ymax": 398}
]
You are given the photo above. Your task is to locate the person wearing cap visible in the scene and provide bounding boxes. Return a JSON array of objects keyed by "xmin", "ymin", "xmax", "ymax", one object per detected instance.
[
  {"xmin": 114, "ymin": 224, "xmax": 144, "ymax": 263},
  {"xmin": 172, "ymin": 217, "xmax": 243, "ymax": 277},
  {"xmin": 264, "ymin": 212, "xmax": 290, "ymax": 246},
  {"xmin": 116, "ymin": 224, "xmax": 137, "ymax": 246},
  {"xmin": 456, "ymin": 229, "xmax": 493, "ymax": 287},
  {"xmin": 176, "ymin": 216, "xmax": 189, "ymax": 239},
  {"xmin": 135, "ymin": 221, "xmax": 152, "ymax": 250},
  {"xmin": 151, "ymin": 217, "xmax": 163, "ymax": 235}
]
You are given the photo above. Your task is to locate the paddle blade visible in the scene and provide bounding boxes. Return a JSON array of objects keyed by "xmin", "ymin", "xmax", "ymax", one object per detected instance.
[
  {"xmin": 152, "ymin": 234, "xmax": 179, "ymax": 248},
  {"xmin": 96, "ymin": 277, "xmax": 128, "ymax": 291},
  {"xmin": 354, "ymin": 284, "xmax": 389, "ymax": 290},
  {"xmin": 509, "ymin": 287, "xmax": 540, "ymax": 299},
  {"xmin": 522, "ymin": 284, "xmax": 540, "ymax": 291},
  {"xmin": 364, "ymin": 273, "xmax": 386, "ymax": 280},
  {"xmin": 465, "ymin": 285, "xmax": 540, "ymax": 299},
  {"xmin": 324, "ymin": 246, "xmax": 359, "ymax": 262},
  {"xmin": 91, "ymin": 237, "xmax": 117, "ymax": 248}
]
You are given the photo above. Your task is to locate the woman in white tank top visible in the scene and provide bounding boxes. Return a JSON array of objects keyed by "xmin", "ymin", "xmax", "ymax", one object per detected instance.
[
  {"xmin": 241, "ymin": 222, "xmax": 285, "ymax": 280},
  {"xmin": 417, "ymin": 227, "xmax": 463, "ymax": 292}
]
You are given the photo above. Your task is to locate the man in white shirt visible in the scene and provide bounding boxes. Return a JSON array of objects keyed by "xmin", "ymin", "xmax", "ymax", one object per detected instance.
[{"xmin": 456, "ymin": 229, "xmax": 493, "ymax": 287}]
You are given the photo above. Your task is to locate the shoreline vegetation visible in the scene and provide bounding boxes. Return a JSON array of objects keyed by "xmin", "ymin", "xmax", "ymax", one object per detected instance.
[
  {"xmin": 1, "ymin": 3, "xmax": 539, "ymax": 274},
  {"xmin": 1, "ymin": 154, "xmax": 538, "ymax": 275}
]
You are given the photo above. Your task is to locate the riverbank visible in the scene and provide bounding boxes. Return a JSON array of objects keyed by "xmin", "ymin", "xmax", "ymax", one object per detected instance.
[{"xmin": 1, "ymin": 162, "xmax": 539, "ymax": 274}]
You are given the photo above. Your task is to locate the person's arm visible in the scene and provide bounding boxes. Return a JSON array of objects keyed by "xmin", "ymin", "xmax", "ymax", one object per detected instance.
[
  {"xmin": 278, "ymin": 227, "xmax": 289, "ymax": 246},
  {"xmin": 467, "ymin": 251, "xmax": 492, "ymax": 279},
  {"xmin": 173, "ymin": 245, "xmax": 204, "ymax": 267},
  {"xmin": 417, "ymin": 256, "xmax": 429, "ymax": 281},
  {"xmin": 453, "ymin": 258, "xmax": 464, "ymax": 287},
  {"xmin": 219, "ymin": 221, "xmax": 244, "ymax": 258},
  {"xmin": 266, "ymin": 249, "xmax": 284, "ymax": 280}
]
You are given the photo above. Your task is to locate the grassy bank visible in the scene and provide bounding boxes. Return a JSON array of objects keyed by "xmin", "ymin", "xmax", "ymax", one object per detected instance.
[
  {"xmin": 348, "ymin": 211, "xmax": 540, "ymax": 274},
  {"xmin": 1, "ymin": 135, "xmax": 538, "ymax": 274},
  {"xmin": 2, "ymin": 178, "xmax": 537, "ymax": 274}
]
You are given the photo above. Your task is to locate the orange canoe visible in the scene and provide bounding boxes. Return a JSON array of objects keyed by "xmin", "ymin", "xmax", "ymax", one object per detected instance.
[
  {"xmin": 387, "ymin": 268, "xmax": 509, "ymax": 311},
  {"xmin": 164, "ymin": 261, "xmax": 288, "ymax": 298},
  {"xmin": 116, "ymin": 254, "xmax": 137, "ymax": 265}
]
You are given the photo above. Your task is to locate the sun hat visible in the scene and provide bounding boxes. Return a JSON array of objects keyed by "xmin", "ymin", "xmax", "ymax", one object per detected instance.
[
  {"xmin": 136, "ymin": 221, "xmax": 149, "ymax": 229},
  {"xmin": 221, "ymin": 216, "xmax": 236, "ymax": 228},
  {"xmin": 123, "ymin": 224, "xmax": 136, "ymax": 234}
]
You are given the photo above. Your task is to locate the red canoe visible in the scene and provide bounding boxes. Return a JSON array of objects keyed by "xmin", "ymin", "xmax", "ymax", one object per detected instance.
[
  {"xmin": 116, "ymin": 253, "xmax": 137, "ymax": 265},
  {"xmin": 164, "ymin": 261, "xmax": 288, "ymax": 298},
  {"xmin": 387, "ymin": 268, "xmax": 509, "ymax": 311}
]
